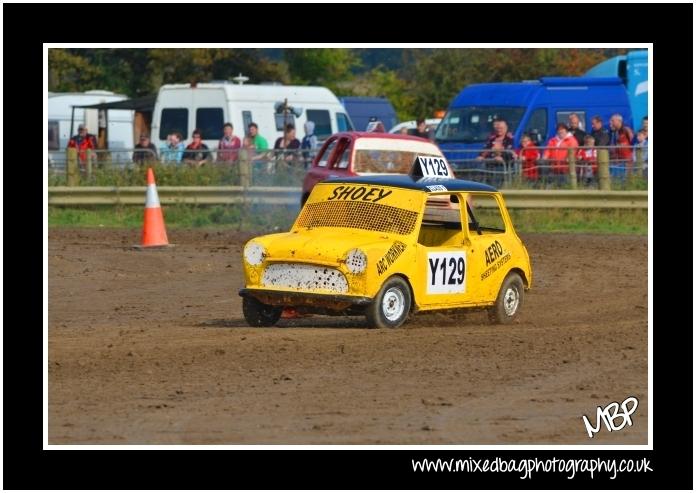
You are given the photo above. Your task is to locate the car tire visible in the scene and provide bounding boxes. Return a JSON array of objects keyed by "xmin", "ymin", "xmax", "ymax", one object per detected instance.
[
  {"xmin": 365, "ymin": 276, "xmax": 412, "ymax": 329},
  {"xmin": 242, "ymin": 296, "xmax": 282, "ymax": 327},
  {"xmin": 488, "ymin": 272, "xmax": 524, "ymax": 324}
]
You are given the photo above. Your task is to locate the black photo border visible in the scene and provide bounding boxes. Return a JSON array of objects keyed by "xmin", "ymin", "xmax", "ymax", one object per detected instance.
[{"xmin": 4, "ymin": 2, "xmax": 691, "ymax": 490}]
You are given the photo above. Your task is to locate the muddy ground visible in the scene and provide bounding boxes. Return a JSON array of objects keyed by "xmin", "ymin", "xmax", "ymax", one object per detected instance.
[{"xmin": 48, "ymin": 228, "xmax": 648, "ymax": 444}]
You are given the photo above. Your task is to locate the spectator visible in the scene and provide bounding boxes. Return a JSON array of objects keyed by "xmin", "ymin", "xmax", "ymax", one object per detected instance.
[
  {"xmin": 590, "ymin": 116, "xmax": 610, "ymax": 147},
  {"xmin": 635, "ymin": 116, "xmax": 648, "ymax": 143},
  {"xmin": 160, "ymin": 132, "xmax": 185, "ymax": 164},
  {"xmin": 608, "ymin": 114, "xmax": 634, "ymax": 176},
  {"xmin": 183, "ymin": 129, "xmax": 211, "ymax": 168},
  {"xmin": 399, "ymin": 126, "xmax": 410, "ymax": 135},
  {"xmin": 413, "ymin": 118, "xmax": 429, "ymax": 140},
  {"xmin": 476, "ymin": 118, "xmax": 514, "ymax": 184},
  {"xmin": 634, "ymin": 129, "xmax": 648, "ymax": 177},
  {"xmin": 567, "ymin": 113, "xmax": 586, "ymax": 148},
  {"xmin": 159, "ymin": 133, "xmax": 172, "ymax": 159},
  {"xmin": 274, "ymin": 123, "xmax": 301, "ymax": 167},
  {"xmin": 301, "ymin": 120, "xmax": 319, "ymax": 168},
  {"xmin": 242, "ymin": 135, "xmax": 256, "ymax": 154},
  {"xmin": 478, "ymin": 118, "xmax": 515, "ymax": 158},
  {"xmin": 366, "ymin": 117, "xmax": 386, "ymax": 132},
  {"xmin": 576, "ymin": 134, "xmax": 598, "ymax": 186},
  {"xmin": 518, "ymin": 134, "xmax": 540, "ymax": 182},
  {"xmin": 132, "ymin": 134, "xmax": 158, "ymax": 165},
  {"xmin": 247, "ymin": 122, "xmax": 269, "ymax": 150},
  {"xmin": 542, "ymin": 123, "xmax": 579, "ymax": 178},
  {"xmin": 67, "ymin": 124, "xmax": 97, "ymax": 172},
  {"xmin": 217, "ymin": 122, "xmax": 241, "ymax": 164}
]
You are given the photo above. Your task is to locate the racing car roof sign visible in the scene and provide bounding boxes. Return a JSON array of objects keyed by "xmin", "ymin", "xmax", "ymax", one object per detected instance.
[{"xmin": 412, "ymin": 155, "xmax": 450, "ymax": 178}]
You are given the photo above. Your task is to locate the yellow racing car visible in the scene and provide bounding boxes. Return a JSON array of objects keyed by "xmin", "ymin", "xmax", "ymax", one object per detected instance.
[{"xmin": 239, "ymin": 173, "xmax": 532, "ymax": 328}]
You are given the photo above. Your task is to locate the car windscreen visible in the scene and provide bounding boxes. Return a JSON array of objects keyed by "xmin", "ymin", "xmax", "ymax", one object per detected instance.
[{"xmin": 435, "ymin": 106, "xmax": 525, "ymax": 144}]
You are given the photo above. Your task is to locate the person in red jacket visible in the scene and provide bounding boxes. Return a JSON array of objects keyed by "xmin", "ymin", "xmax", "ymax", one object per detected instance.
[
  {"xmin": 542, "ymin": 123, "xmax": 579, "ymax": 178},
  {"xmin": 67, "ymin": 124, "xmax": 97, "ymax": 172},
  {"xmin": 576, "ymin": 134, "xmax": 598, "ymax": 186},
  {"xmin": 518, "ymin": 134, "xmax": 540, "ymax": 182}
]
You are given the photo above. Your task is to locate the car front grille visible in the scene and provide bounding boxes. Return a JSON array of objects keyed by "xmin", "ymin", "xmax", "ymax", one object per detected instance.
[{"xmin": 261, "ymin": 263, "xmax": 349, "ymax": 293}]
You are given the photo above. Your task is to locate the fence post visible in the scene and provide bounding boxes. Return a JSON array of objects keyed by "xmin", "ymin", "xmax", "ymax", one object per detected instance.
[
  {"xmin": 238, "ymin": 150, "xmax": 252, "ymax": 232},
  {"xmin": 567, "ymin": 149, "xmax": 577, "ymax": 190},
  {"xmin": 597, "ymin": 149, "xmax": 611, "ymax": 191},
  {"xmin": 239, "ymin": 151, "xmax": 251, "ymax": 188},
  {"xmin": 66, "ymin": 148, "xmax": 79, "ymax": 186},
  {"xmin": 86, "ymin": 149, "xmax": 94, "ymax": 180}
]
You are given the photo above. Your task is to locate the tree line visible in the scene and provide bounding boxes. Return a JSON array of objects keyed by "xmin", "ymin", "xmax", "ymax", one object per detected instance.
[{"xmin": 49, "ymin": 48, "xmax": 628, "ymax": 122}]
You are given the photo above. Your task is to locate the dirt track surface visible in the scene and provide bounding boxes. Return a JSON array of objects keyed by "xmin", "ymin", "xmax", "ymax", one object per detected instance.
[{"xmin": 48, "ymin": 228, "xmax": 648, "ymax": 444}]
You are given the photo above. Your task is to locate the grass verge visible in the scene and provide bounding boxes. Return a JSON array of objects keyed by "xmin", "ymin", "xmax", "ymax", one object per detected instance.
[{"xmin": 49, "ymin": 205, "xmax": 647, "ymax": 235}]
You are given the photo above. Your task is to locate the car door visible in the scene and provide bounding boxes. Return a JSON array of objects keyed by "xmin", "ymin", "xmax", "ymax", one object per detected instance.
[
  {"xmin": 463, "ymin": 192, "xmax": 512, "ymax": 303},
  {"xmin": 414, "ymin": 193, "xmax": 470, "ymax": 309}
]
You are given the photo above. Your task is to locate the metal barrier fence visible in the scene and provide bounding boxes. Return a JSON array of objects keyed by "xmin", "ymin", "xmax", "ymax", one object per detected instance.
[
  {"xmin": 48, "ymin": 187, "xmax": 648, "ymax": 209},
  {"xmin": 49, "ymin": 147, "xmax": 311, "ymax": 188},
  {"xmin": 47, "ymin": 144, "xmax": 648, "ymax": 191},
  {"xmin": 438, "ymin": 145, "xmax": 648, "ymax": 191}
]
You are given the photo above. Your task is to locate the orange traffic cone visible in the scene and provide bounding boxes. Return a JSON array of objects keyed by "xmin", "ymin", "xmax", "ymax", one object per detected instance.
[{"xmin": 136, "ymin": 168, "xmax": 171, "ymax": 249}]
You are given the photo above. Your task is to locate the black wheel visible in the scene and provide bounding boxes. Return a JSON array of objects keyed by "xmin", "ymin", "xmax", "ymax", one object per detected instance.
[
  {"xmin": 365, "ymin": 276, "xmax": 412, "ymax": 329},
  {"xmin": 242, "ymin": 296, "xmax": 282, "ymax": 327},
  {"xmin": 488, "ymin": 272, "xmax": 524, "ymax": 324}
]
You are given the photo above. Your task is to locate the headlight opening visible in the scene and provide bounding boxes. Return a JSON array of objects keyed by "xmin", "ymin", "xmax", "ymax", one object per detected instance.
[
  {"xmin": 244, "ymin": 242, "xmax": 266, "ymax": 266},
  {"xmin": 345, "ymin": 249, "xmax": 367, "ymax": 274}
]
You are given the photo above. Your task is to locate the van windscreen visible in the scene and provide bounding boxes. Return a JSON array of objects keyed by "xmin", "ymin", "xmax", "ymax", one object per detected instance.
[{"xmin": 435, "ymin": 106, "xmax": 525, "ymax": 144}]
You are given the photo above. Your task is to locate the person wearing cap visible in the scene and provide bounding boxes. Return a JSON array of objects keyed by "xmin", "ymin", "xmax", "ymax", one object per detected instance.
[
  {"xmin": 542, "ymin": 123, "xmax": 579, "ymax": 178},
  {"xmin": 132, "ymin": 134, "xmax": 158, "ymax": 165},
  {"xmin": 67, "ymin": 124, "xmax": 97, "ymax": 171}
]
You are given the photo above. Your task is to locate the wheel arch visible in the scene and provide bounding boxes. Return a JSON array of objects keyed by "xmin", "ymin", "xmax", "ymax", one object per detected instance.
[
  {"xmin": 507, "ymin": 267, "xmax": 529, "ymax": 288},
  {"xmin": 388, "ymin": 273, "xmax": 417, "ymax": 313}
]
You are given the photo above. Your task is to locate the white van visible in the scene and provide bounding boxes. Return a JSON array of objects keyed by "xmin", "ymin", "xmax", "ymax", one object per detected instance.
[
  {"xmin": 48, "ymin": 90, "xmax": 134, "ymax": 167},
  {"xmin": 151, "ymin": 82, "xmax": 354, "ymax": 153}
]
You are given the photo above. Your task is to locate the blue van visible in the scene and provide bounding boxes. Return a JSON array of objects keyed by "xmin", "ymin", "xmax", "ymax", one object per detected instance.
[
  {"xmin": 339, "ymin": 96, "xmax": 399, "ymax": 132},
  {"xmin": 435, "ymin": 77, "xmax": 633, "ymax": 165},
  {"xmin": 585, "ymin": 50, "xmax": 648, "ymax": 124}
]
